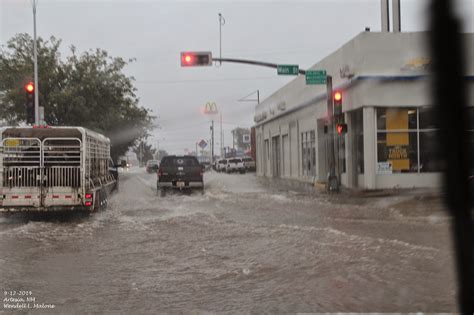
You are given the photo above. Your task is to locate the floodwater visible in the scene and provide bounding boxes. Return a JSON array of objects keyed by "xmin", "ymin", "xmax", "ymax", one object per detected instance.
[{"xmin": 0, "ymin": 169, "xmax": 457, "ymax": 313}]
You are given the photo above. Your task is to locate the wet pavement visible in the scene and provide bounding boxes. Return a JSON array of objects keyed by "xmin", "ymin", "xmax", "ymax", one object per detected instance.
[{"xmin": 0, "ymin": 169, "xmax": 457, "ymax": 313}]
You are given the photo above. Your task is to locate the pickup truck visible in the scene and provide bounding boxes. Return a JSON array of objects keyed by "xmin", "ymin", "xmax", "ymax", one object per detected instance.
[{"xmin": 157, "ymin": 155, "xmax": 204, "ymax": 196}]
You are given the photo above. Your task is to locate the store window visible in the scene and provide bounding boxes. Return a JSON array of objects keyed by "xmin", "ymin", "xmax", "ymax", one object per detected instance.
[
  {"xmin": 376, "ymin": 107, "xmax": 442, "ymax": 174},
  {"xmin": 301, "ymin": 131, "xmax": 316, "ymax": 177}
]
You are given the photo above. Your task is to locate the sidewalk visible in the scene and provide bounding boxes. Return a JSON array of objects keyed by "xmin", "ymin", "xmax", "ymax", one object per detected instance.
[{"xmin": 257, "ymin": 175, "xmax": 450, "ymax": 219}]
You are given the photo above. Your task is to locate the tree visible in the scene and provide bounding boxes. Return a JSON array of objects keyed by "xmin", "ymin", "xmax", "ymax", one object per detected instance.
[
  {"xmin": 133, "ymin": 141, "xmax": 156, "ymax": 167},
  {"xmin": 155, "ymin": 149, "xmax": 169, "ymax": 161},
  {"xmin": 0, "ymin": 33, "xmax": 155, "ymax": 161}
]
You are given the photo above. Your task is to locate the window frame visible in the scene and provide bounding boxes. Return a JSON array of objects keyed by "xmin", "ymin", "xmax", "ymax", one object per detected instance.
[{"xmin": 375, "ymin": 107, "xmax": 441, "ymax": 174}]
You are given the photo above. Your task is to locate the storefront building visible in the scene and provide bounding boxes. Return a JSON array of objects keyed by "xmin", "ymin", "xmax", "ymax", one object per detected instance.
[{"xmin": 254, "ymin": 31, "xmax": 474, "ymax": 189}]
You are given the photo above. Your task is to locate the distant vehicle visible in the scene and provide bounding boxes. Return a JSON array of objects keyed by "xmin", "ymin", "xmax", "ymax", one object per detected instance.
[
  {"xmin": 0, "ymin": 126, "xmax": 119, "ymax": 213},
  {"xmin": 200, "ymin": 161, "xmax": 211, "ymax": 171},
  {"xmin": 226, "ymin": 158, "xmax": 246, "ymax": 174},
  {"xmin": 157, "ymin": 155, "xmax": 204, "ymax": 196},
  {"xmin": 216, "ymin": 159, "xmax": 227, "ymax": 172},
  {"xmin": 146, "ymin": 159, "xmax": 159, "ymax": 173},
  {"xmin": 241, "ymin": 157, "xmax": 256, "ymax": 172},
  {"xmin": 119, "ymin": 160, "xmax": 130, "ymax": 171}
]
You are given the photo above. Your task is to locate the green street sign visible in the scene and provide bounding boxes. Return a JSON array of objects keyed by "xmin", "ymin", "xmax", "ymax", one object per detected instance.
[
  {"xmin": 277, "ymin": 65, "xmax": 299, "ymax": 75},
  {"xmin": 306, "ymin": 70, "xmax": 327, "ymax": 84}
]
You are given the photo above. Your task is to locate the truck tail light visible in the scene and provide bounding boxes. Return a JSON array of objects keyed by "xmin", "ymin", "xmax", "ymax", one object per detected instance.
[
  {"xmin": 85, "ymin": 193, "xmax": 93, "ymax": 199},
  {"xmin": 85, "ymin": 201, "xmax": 92, "ymax": 207},
  {"xmin": 158, "ymin": 168, "xmax": 163, "ymax": 177}
]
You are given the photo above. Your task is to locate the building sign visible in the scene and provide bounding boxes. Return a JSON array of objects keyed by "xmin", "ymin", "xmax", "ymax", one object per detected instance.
[
  {"xmin": 377, "ymin": 161, "xmax": 393, "ymax": 174},
  {"xmin": 204, "ymin": 102, "xmax": 218, "ymax": 114},
  {"xmin": 339, "ymin": 65, "xmax": 354, "ymax": 79},
  {"xmin": 242, "ymin": 134, "xmax": 250, "ymax": 144},
  {"xmin": 401, "ymin": 57, "xmax": 431, "ymax": 71}
]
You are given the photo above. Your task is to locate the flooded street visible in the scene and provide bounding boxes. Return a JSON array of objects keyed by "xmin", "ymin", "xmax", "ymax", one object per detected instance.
[{"xmin": 1, "ymin": 169, "xmax": 457, "ymax": 313}]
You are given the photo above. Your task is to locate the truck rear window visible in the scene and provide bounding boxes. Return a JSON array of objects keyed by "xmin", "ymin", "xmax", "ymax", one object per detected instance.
[{"xmin": 161, "ymin": 157, "xmax": 199, "ymax": 167}]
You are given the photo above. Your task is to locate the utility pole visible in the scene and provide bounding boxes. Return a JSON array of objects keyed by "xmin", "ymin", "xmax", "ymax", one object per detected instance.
[
  {"xmin": 32, "ymin": 0, "xmax": 40, "ymax": 125},
  {"xmin": 232, "ymin": 130, "xmax": 235, "ymax": 150},
  {"xmin": 210, "ymin": 121, "xmax": 214, "ymax": 164}
]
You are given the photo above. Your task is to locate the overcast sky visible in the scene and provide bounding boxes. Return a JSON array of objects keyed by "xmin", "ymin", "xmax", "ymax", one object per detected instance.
[{"xmin": 2, "ymin": 0, "xmax": 473, "ymax": 155}]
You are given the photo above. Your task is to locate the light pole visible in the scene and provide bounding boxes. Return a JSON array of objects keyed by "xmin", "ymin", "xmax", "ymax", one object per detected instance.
[
  {"xmin": 31, "ymin": 0, "xmax": 40, "ymax": 125},
  {"xmin": 218, "ymin": 13, "xmax": 225, "ymax": 65},
  {"xmin": 210, "ymin": 121, "xmax": 214, "ymax": 164},
  {"xmin": 220, "ymin": 111, "xmax": 223, "ymax": 158}
]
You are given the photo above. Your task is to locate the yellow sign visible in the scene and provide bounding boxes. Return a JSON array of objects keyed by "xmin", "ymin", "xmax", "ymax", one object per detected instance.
[
  {"xmin": 386, "ymin": 109, "xmax": 409, "ymax": 171},
  {"xmin": 4, "ymin": 139, "xmax": 20, "ymax": 147},
  {"xmin": 388, "ymin": 146, "xmax": 408, "ymax": 159}
]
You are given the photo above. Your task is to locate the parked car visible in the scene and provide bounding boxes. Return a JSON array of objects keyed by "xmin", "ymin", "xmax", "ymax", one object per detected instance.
[
  {"xmin": 157, "ymin": 155, "xmax": 204, "ymax": 196},
  {"xmin": 146, "ymin": 159, "xmax": 159, "ymax": 173},
  {"xmin": 216, "ymin": 159, "xmax": 228, "ymax": 172},
  {"xmin": 226, "ymin": 158, "xmax": 246, "ymax": 174},
  {"xmin": 241, "ymin": 157, "xmax": 256, "ymax": 172},
  {"xmin": 200, "ymin": 161, "xmax": 211, "ymax": 171}
]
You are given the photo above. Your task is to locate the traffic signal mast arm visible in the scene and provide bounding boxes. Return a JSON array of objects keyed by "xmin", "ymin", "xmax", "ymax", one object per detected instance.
[
  {"xmin": 212, "ymin": 57, "xmax": 307, "ymax": 75},
  {"xmin": 181, "ymin": 51, "xmax": 307, "ymax": 74}
]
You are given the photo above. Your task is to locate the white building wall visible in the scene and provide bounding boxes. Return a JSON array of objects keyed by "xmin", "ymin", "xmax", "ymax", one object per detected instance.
[
  {"xmin": 363, "ymin": 107, "xmax": 376, "ymax": 189},
  {"xmin": 254, "ymin": 31, "xmax": 474, "ymax": 190}
]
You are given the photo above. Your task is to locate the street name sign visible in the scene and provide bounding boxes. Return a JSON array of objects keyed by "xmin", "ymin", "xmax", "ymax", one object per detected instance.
[
  {"xmin": 277, "ymin": 65, "xmax": 299, "ymax": 75},
  {"xmin": 306, "ymin": 70, "xmax": 327, "ymax": 84}
]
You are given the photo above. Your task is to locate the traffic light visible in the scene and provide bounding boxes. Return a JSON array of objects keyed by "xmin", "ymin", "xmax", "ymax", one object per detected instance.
[
  {"xmin": 24, "ymin": 82, "xmax": 35, "ymax": 124},
  {"xmin": 336, "ymin": 123, "xmax": 348, "ymax": 135},
  {"xmin": 180, "ymin": 52, "xmax": 212, "ymax": 67},
  {"xmin": 333, "ymin": 91, "xmax": 342, "ymax": 116}
]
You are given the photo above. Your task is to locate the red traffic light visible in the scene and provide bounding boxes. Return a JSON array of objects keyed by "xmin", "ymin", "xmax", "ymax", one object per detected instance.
[
  {"xmin": 180, "ymin": 51, "xmax": 212, "ymax": 67},
  {"xmin": 336, "ymin": 123, "xmax": 348, "ymax": 135},
  {"xmin": 182, "ymin": 53, "xmax": 194, "ymax": 65},
  {"xmin": 25, "ymin": 82, "xmax": 35, "ymax": 93},
  {"xmin": 337, "ymin": 124, "xmax": 343, "ymax": 134},
  {"xmin": 334, "ymin": 91, "xmax": 342, "ymax": 102}
]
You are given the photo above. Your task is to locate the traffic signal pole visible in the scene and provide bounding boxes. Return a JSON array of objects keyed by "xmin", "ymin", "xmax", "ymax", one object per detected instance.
[
  {"xmin": 325, "ymin": 75, "xmax": 339, "ymax": 192},
  {"xmin": 32, "ymin": 0, "xmax": 40, "ymax": 125}
]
